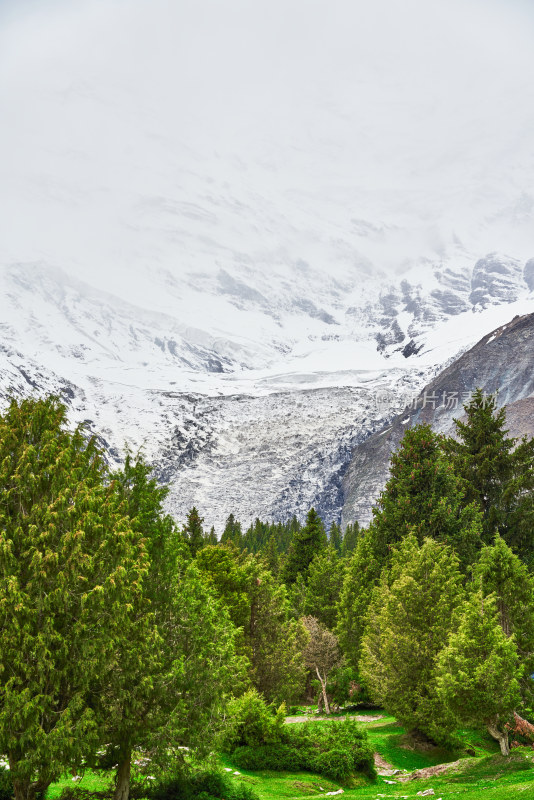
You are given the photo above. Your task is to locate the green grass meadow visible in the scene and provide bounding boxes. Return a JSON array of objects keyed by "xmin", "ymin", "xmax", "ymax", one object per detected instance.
[{"xmin": 45, "ymin": 712, "xmax": 534, "ymax": 800}]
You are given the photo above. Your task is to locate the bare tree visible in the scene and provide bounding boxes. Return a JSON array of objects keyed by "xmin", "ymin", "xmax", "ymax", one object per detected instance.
[{"xmin": 302, "ymin": 615, "xmax": 343, "ymax": 714}]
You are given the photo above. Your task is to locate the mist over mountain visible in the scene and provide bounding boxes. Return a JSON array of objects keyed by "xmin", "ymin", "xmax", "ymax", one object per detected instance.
[{"xmin": 1, "ymin": 0, "xmax": 533, "ymax": 529}]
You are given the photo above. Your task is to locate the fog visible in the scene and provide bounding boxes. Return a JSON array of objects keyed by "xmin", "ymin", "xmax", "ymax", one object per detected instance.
[{"xmin": 1, "ymin": 0, "xmax": 533, "ymax": 305}]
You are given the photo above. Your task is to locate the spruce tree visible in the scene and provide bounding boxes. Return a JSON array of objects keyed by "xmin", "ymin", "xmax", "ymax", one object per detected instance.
[
  {"xmin": 0, "ymin": 397, "xmax": 148, "ymax": 800},
  {"xmin": 221, "ymin": 513, "xmax": 243, "ymax": 549},
  {"xmin": 341, "ymin": 521, "xmax": 359, "ymax": 557},
  {"xmin": 370, "ymin": 424, "xmax": 482, "ymax": 570},
  {"xmin": 448, "ymin": 389, "xmax": 534, "ymax": 561},
  {"xmin": 183, "ymin": 506, "xmax": 205, "ymax": 556},
  {"xmin": 282, "ymin": 508, "xmax": 327, "ymax": 584},
  {"xmin": 329, "ymin": 521, "xmax": 342, "ymax": 553}
]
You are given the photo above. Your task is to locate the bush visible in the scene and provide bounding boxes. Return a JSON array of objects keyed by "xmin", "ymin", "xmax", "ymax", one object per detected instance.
[
  {"xmin": 147, "ymin": 768, "xmax": 258, "ymax": 800},
  {"xmin": 224, "ymin": 701, "xmax": 376, "ymax": 784},
  {"xmin": 221, "ymin": 689, "xmax": 286, "ymax": 750}
]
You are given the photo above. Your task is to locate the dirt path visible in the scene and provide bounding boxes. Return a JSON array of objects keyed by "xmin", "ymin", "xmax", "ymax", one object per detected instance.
[{"xmin": 284, "ymin": 713, "xmax": 385, "ymax": 724}]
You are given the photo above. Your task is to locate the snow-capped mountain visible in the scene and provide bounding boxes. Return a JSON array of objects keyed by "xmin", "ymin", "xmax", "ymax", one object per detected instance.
[{"xmin": 1, "ymin": 0, "xmax": 533, "ymax": 529}]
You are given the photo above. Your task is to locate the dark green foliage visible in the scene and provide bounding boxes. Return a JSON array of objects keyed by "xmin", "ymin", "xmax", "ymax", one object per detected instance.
[
  {"xmin": 230, "ymin": 719, "xmax": 375, "ymax": 782},
  {"xmin": 370, "ymin": 424, "xmax": 482, "ymax": 569},
  {"xmin": 146, "ymin": 769, "xmax": 258, "ymax": 800},
  {"xmin": 341, "ymin": 522, "xmax": 359, "ymax": 557},
  {"xmin": 304, "ymin": 545, "xmax": 344, "ymax": 630},
  {"xmin": 183, "ymin": 507, "xmax": 205, "ymax": 556},
  {"xmin": 448, "ymin": 389, "xmax": 534, "ymax": 561},
  {"xmin": 221, "ymin": 514, "xmax": 243, "ymax": 549},
  {"xmin": 0, "ymin": 767, "xmax": 13, "ymax": 800},
  {"xmin": 282, "ymin": 508, "xmax": 327, "ymax": 584},
  {"xmin": 329, "ymin": 521, "xmax": 342, "ymax": 553},
  {"xmin": 336, "ymin": 531, "xmax": 382, "ymax": 670},
  {"xmin": 196, "ymin": 546, "xmax": 307, "ymax": 704}
]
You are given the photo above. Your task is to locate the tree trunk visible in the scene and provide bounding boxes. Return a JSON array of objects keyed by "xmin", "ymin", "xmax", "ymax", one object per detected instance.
[
  {"xmin": 114, "ymin": 748, "xmax": 132, "ymax": 800},
  {"xmin": 315, "ymin": 667, "xmax": 330, "ymax": 715},
  {"xmin": 9, "ymin": 755, "xmax": 51, "ymax": 800},
  {"xmin": 487, "ymin": 722, "xmax": 510, "ymax": 756}
]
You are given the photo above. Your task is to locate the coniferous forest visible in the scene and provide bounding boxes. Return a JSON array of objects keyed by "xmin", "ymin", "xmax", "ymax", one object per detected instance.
[{"xmin": 1, "ymin": 390, "xmax": 534, "ymax": 800}]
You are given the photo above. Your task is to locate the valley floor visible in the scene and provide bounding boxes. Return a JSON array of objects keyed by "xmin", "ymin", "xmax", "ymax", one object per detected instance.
[{"xmin": 45, "ymin": 711, "xmax": 534, "ymax": 800}]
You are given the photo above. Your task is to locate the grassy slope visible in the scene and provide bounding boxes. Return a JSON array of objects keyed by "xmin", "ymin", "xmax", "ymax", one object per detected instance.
[
  {"xmin": 224, "ymin": 714, "xmax": 534, "ymax": 800},
  {"xmin": 45, "ymin": 713, "xmax": 534, "ymax": 800}
]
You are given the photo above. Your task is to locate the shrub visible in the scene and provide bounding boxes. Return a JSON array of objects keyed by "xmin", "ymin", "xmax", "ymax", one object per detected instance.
[
  {"xmin": 225, "ymin": 703, "xmax": 376, "ymax": 783},
  {"xmin": 221, "ymin": 689, "xmax": 286, "ymax": 750},
  {"xmin": 146, "ymin": 768, "xmax": 258, "ymax": 800}
]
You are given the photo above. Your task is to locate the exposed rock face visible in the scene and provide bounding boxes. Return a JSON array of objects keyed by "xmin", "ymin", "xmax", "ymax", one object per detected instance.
[
  {"xmin": 470, "ymin": 254, "xmax": 525, "ymax": 308},
  {"xmin": 524, "ymin": 259, "xmax": 534, "ymax": 293},
  {"xmin": 342, "ymin": 312, "xmax": 534, "ymax": 528}
]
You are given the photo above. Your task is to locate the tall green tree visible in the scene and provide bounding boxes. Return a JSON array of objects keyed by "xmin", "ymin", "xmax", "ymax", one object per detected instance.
[
  {"xmin": 370, "ymin": 425, "xmax": 482, "ymax": 570},
  {"xmin": 448, "ymin": 389, "xmax": 534, "ymax": 561},
  {"xmin": 473, "ymin": 534, "xmax": 534, "ymax": 703},
  {"xmin": 0, "ymin": 397, "xmax": 148, "ymax": 800},
  {"xmin": 282, "ymin": 508, "xmax": 327, "ymax": 584},
  {"xmin": 329, "ymin": 521, "xmax": 342, "ymax": 554},
  {"xmin": 182, "ymin": 506, "xmax": 205, "ymax": 556},
  {"xmin": 336, "ymin": 530, "xmax": 381, "ymax": 670},
  {"xmin": 341, "ymin": 521, "xmax": 359, "ymax": 557},
  {"xmin": 360, "ymin": 536, "xmax": 463, "ymax": 744},
  {"xmin": 304, "ymin": 545, "xmax": 344, "ymax": 630},
  {"xmin": 436, "ymin": 592, "xmax": 522, "ymax": 755},
  {"xmin": 221, "ymin": 513, "xmax": 243, "ymax": 549},
  {"xmin": 196, "ymin": 545, "xmax": 307, "ymax": 704},
  {"xmin": 93, "ymin": 457, "xmax": 247, "ymax": 800}
]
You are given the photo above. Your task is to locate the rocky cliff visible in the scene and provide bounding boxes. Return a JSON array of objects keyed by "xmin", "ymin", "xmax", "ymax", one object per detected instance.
[{"xmin": 341, "ymin": 312, "xmax": 534, "ymax": 529}]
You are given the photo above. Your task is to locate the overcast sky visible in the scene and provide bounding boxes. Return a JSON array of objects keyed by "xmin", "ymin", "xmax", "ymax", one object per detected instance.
[{"xmin": 1, "ymin": 0, "xmax": 533, "ymax": 298}]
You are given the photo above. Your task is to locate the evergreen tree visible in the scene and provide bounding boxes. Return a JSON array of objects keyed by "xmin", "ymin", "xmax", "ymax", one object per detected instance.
[
  {"xmin": 263, "ymin": 533, "xmax": 280, "ymax": 576},
  {"xmin": 473, "ymin": 534, "xmax": 534, "ymax": 703},
  {"xmin": 282, "ymin": 508, "xmax": 327, "ymax": 584},
  {"xmin": 0, "ymin": 397, "xmax": 148, "ymax": 800},
  {"xmin": 336, "ymin": 530, "xmax": 381, "ymax": 669},
  {"xmin": 370, "ymin": 424, "xmax": 482, "ymax": 570},
  {"xmin": 341, "ymin": 521, "xmax": 359, "ymax": 557},
  {"xmin": 196, "ymin": 545, "xmax": 307, "ymax": 704},
  {"xmin": 329, "ymin": 521, "xmax": 342, "ymax": 554},
  {"xmin": 436, "ymin": 592, "xmax": 522, "ymax": 755},
  {"xmin": 221, "ymin": 513, "xmax": 243, "ymax": 549},
  {"xmin": 182, "ymin": 506, "xmax": 205, "ymax": 556},
  {"xmin": 448, "ymin": 389, "xmax": 534, "ymax": 561},
  {"xmin": 206, "ymin": 525, "xmax": 218, "ymax": 545},
  {"xmin": 304, "ymin": 545, "xmax": 344, "ymax": 630},
  {"xmin": 360, "ymin": 536, "xmax": 463, "ymax": 743},
  {"xmin": 96, "ymin": 458, "xmax": 247, "ymax": 800}
]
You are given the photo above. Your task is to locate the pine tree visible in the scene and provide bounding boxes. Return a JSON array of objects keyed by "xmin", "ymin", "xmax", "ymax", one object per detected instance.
[
  {"xmin": 360, "ymin": 536, "xmax": 463, "ymax": 743},
  {"xmin": 371, "ymin": 424, "xmax": 482, "ymax": 570},
  {"xmin": 263, "ymin": 533, "xmax": 280, "ymax": 576},
  {"xmin": 304, "ymin": 545, "xmax": 344, "ymax": 630},
  {"xmin": 183, "ymin": 506, "xmax": 205, "ymax": 556},
  {"xmin": 329, "ymin": 521, "xmax": 342, "ymax": 553},
  {"xmin": 221, "ymin": 513, "xmax": 243, "ymax": 549},
  {"xmin": 0, "ymin": 397, "xmax": 148, "ymax": 800},
  {"xmin": 341, "ymin": 521, "xmax": 359, "ymax": 557},
  {"xmin": 448, "ymin": 389, "xmax": 534, "ymax": 561},
  {"xmin": 282, "ymin": 508, "xmax": 327, "ymax": 584},
  {"xmin": 436, "ymin": 592, "xmax": 521, "ymax": 755}
]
